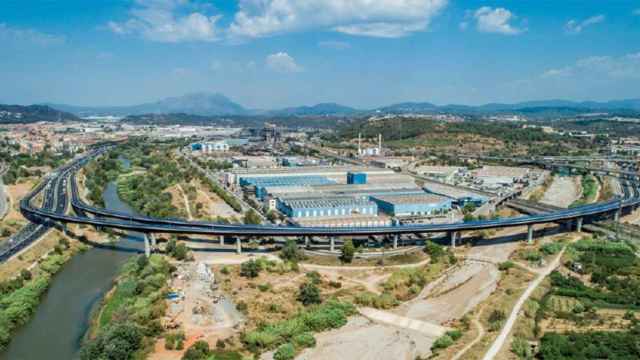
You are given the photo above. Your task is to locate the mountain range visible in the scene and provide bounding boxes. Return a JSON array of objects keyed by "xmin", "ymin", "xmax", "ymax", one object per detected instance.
[
  {"xmin": 43, "ymin": 92, "xmax": 640, "ymax": 118},
  {"xmin": 0, "ymin": 104, "xmax": 78, "ymax": 124}
]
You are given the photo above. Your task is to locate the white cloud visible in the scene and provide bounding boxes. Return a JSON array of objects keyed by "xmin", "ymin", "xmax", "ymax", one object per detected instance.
[
  {"xmin": 107, "ymin": 0, "xmax": 221, "ymax": 42},
  {"xmin": 318, "ymin": 40, "xmax": 351, "ymax": 50},
  {"xmin": 472, "ymin": 7, "xmax": 523, "ymax": 35},
  {"xmin": 266, "ymin": 52, "xmax": 303, "ymax": 73},
  {"xmin": 541, "ymin": 52, "xmax": 640, "ymax": 79},
  {"xmin": 0, "ymin": 23, "xmax": 65, "ymax": 46},
  {"xmin": 229, "ymin": 0, "xmax": 448, "ymax": 39},
  {"xmin": 565, "ymin": 15, "xmax": 605, "ymax": 34}
]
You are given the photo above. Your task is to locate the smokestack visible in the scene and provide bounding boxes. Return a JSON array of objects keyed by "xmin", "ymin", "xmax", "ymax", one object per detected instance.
[
  {"xmin": 358, "ymin": 132, "xmax": 362, "ymax": 156},
  {"xmin": 378, "ymin": 134, "xmax": 382, "ymax": 154}
]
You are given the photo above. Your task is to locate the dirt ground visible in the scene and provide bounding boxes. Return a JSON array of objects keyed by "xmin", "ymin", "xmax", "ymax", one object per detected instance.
[
  {"xmin": 299, "ymin": 226, "xmax": 527, "ymax": 360},
  {"xmin": 291, "ymin": 316, "xmax": 436, "ymax": 360},
  {"xmin": 540, "ymin": 176, "xmax": 581, "ymax": 208}
]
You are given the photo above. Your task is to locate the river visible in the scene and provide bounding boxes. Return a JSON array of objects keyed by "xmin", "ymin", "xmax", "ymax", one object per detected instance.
[{"xmin": 1, "ymin": 170, "xmax": 142, "ymax": 359}]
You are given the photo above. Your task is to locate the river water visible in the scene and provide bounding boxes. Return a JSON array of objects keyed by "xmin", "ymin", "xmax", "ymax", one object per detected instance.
[{"xmin": 1, "ymin": 175, "xmax": 142, "ymax": 359}]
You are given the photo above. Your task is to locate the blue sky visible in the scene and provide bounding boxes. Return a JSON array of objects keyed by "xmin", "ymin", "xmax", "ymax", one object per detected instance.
[{"xmin": 1, "ymin": 0, "xmax": 639, "ymax": 109}]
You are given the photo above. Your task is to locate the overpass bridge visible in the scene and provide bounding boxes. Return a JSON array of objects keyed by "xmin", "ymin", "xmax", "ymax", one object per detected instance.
[{"xmin": 13, "ymin": 148, "xmax": 640, "ymax": 259}]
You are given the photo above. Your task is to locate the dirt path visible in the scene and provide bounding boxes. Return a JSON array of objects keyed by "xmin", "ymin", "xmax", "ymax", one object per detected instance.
[
  {"xmin": 177, "ymin": 184, "xmax": 193, "ymax": 220},
  {"xmin": 482, "ymin": 243, "xmax": 569, "ymax": 360},
  {"xmin": 540, "ymin": 176, "xmax": 581, "ymax": 208},
  {"xmin": 451, "ymin": 304, "xmax": 486, "ymax": 360}
]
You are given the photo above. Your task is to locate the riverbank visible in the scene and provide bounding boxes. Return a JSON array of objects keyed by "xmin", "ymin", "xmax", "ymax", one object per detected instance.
[{"xmin": 0, "ymin": 229, "xmax": 85, "ymax": 351}]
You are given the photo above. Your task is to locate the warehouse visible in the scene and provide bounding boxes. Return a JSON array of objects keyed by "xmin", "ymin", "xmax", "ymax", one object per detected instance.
[
  {"xmin": 240, "ymin": 175, "xmax": 336, "ymax": 199},
  {"xmin": 279, "ymin": 196, "xmax": 378, "ymax": 219},
  {"xmin": 370, "ymin": 193, "xmax": 452, "ymax": 217},
  {"xmin": 423, "ymin": 182, "xmax": 488, "ymax": 207}
]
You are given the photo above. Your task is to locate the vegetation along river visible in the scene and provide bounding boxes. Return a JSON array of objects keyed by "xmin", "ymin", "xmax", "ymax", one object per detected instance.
[{"xmin": 1, "ymin": 162, "xmax": 141, "ymax": 359}]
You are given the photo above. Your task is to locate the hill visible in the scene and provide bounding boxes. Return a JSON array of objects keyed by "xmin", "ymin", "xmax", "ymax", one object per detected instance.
[
  {"xmin": 46, "ymin": 92, "xmax": 248, "ymax": 117},
  {"xmin": 0, "ymin": 104, "xmax": 78, "ymax": 124},
  {"xmin": 270, "ymin": 103, "xmax": 359, "ymax": 116}
]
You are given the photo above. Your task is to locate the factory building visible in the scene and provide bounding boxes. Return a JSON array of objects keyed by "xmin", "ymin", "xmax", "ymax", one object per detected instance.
[
  {"xmin": 190, "ymin": 141, "xmax": 229, "ymax": 153},
  {"xmin": 240, "ymin": 175, "xmax": 336, "ymax": 199},
  {"xmin": 279, "ymin": 197, "xmax": 378, "ymax": 219},
  {"xmin": 370, "ymin": 193, "xmax": 452, "ymax": 217},
  {"xmin": 423, "ymin": 182, "xmax": 489, "ymax": 207},
  {"xmin": 347, "ymin": 172, "xmax": 367, "ymax": 185}
]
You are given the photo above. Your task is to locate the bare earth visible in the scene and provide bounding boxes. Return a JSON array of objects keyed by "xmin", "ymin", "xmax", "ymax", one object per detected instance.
[
  {"xmin": 298, "ymin": 227, "xmax": 524, "ymax": 360},
  {"xmin": 540, "ymin": 176, "xmax": 580, "ymax": 208}
]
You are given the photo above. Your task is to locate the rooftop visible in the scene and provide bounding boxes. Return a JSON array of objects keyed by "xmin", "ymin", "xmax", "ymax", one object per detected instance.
[{"xmin": 372, "ymin": 193, "xmax": 450, "ymax": 205}]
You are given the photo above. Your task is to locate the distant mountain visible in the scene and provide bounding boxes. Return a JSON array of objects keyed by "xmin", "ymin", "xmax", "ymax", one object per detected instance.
[
  {"xmin": 270, "ymin": 103, "xmax": 359, "ymax": 116},
  {"xmin": 45, "ymin": 93, "xmax": 640, "ymax": 119},
  {"xmin": 46, "ymin": 92, "xmax": 247, "ymax": 117},
  {"xmin": 374, "ymin": 102, "xmax": 438, "ymax": 114},
  {"xmin": 0, "ymin": 104, "xmax": 78, "ymax": 123}
]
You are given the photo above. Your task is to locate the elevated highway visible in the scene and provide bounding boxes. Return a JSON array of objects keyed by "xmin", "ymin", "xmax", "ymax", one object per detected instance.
[{"xmin": 13, "ymin": 147, "xmax": 640, "ymax": 259}]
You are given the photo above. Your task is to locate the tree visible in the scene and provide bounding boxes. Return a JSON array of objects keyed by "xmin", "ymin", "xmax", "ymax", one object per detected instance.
[
  {"xmin": 424, "ymin": 241, "xmax": 446, "ymax": 262},
  {"xmin": 298, "ymin": 282, "xmax": 321, "ymax": 306},
  {"xmin": 462, "ymin": 202, "xmax": 477, "ymax": 214},
  {"xmin": 340, "ymin": 239, "xmax": 355, "ymax": 263},
  {"xmin": 280, "ymin": 239, "xmax": 302, "ymax": 262},
  {"xmin": 240, "ymin": 260, "xmax": 261, "ymax": 278},
  {"xmin": 244, "ymin": 209, "xmax": 262, "ymax": 225},
  {"xmin": 182, "ymin": 340, "xmax": 211, "ymax": 360},
  {"xmin": 20, "ymin": 269, "xmax": 32, "ymax": 281}
]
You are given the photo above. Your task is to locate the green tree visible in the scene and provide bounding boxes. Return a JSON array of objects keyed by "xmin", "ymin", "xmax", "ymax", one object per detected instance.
[
  {"xmin": 244, "ymin": 209, "xmax": 262, "ymax": 225},
  {"xmin": 240, "ymin": 260, "xmax": 261, "ymax": 278},
  {"xmin": 280, "ymin": 239, "xmax": 302, "ymax": 262},
  {"xmin": 182, "ymin": 340, "xmax": 211, "ymax": 360},
  {"xmin": 340, "ymin": 239, "xmax": 355, "ymax": 263},
  {"xmin": 298, "ymin": 282, "xmax": 321, "ymax": 306}
]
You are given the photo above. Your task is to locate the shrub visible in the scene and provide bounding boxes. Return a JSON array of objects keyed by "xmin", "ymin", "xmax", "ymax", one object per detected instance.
[
  {"xmin": 298, "ymin": 282, "xmax": 321, "ymax": 306},
  {"xmin": 273, "ymin": 343, "xmax": 295, "ymax": 360},
  {"xmin": 446, "ymin": 329, "xmax": 463, "ymax": 341},
  {"xmin": 340, "ymin": 239, "xmax": 355, "ymax": 263},
  {"xmin": 243, "ymin": 300, "xmax": 355, "ymax": 353},
  {"xmin": 182, "ymin": 340, "xmax": 210, "ymax": 360},
  {"xmin": 240, "ymin": 260, "xmax": 261, "ymax": 278},
  {"xmin": 498, "ymin": 261, "xmax": 515, "ymax": 271},
  {"xmin": 431, "ymin": 335, "xmax": 454, "ymax": 350},
  {"xmin": 280, "ymin": 239, "xmax": 303, "ymax": 262},
  {"xmin": 292, "ymin": 332, "xmax": 316, "ymax": 348},
  {"xmin": 511, "ymin": 336, "xmax": 533, "ymax": 359},
  {"xmin": 305, "ymin": 271, "xmax": 321, "ymax": 285},
  {"xmin": 424, "ymin": 241, "xmax": 446, "ymax": 262}
]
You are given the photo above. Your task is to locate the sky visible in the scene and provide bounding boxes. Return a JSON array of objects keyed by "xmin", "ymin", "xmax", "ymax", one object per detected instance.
[{"xmin": 0, "ymin": 0, "xmax": 639, "ymax": 109}]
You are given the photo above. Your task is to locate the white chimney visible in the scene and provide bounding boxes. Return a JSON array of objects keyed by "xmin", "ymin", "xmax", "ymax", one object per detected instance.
[{"xmin": 378, "ymin": 134, "xmax": 382, "ymax": 154}]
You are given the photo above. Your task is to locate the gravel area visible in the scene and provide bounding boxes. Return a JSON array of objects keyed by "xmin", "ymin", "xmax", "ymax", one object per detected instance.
[
  {"xmin": 540, "ymin": 176, "xmax": 580, "ymax": 208},
  {"xmin": 291, "ymin": 316, "xmax": 437, "ymax": 360}
]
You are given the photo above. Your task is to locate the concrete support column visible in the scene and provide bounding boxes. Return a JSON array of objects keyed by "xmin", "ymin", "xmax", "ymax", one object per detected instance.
[
  {"xmin": 450, "ymin": 231, "xmax": 457, "ymax": 248},
  {"xmin": 304, "ymin": 236, "xmax": 310, "ymax": 248},
  {"xmin": 219, "ymin": 235, "xmax": 224, "ymax": 246},
  {"xmin": 144, "ymin": 234, "xmax": 151, "ymax": 258},
  {"xmin": 150, "ymin": 233, "xmax": 157, "ymax": 248},
  {"xmin": 393, "ymin": 234, "xmax": 398, "ymax": 249},
  {"xmin": 330, "ymin": 237, "xmax": 335, "ymax": 252},
  {"xmin": 614, "ymin": 209, "xmax": 621, "ymax": 223},
  {"xmin": 61, "ymin": 223, "xmax": 68, "ymax": 237},
  {"xmin": 527, "ymin": 224, "xmax": 534, "ymax": 245},
  {"xmin": 236, "ymin": 237, "xmax": 242, "ymax": 254},
  {"xmin": 576, "ymin": 217, "xmax": 583, "ymax": 233}
]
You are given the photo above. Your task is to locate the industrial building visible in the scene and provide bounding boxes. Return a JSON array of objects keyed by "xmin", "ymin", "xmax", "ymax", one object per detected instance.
[
  {"xmin": 240, "ymin": 175, "xmax": 336, "ymax": 199},
  {"xmin": 279, "ymin": 196, "xmax": 378, "ymax": 219},
  {"xmin": 423, "ymin": 182, "xmax": 488, "ymax": 207},
  {"xmin": 190, "ymin": 141, "xmax": 229, "ymax": 153},
  {"xmin": 371, "ymin": 193, "xmax": 452, "ymax": 217}
]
